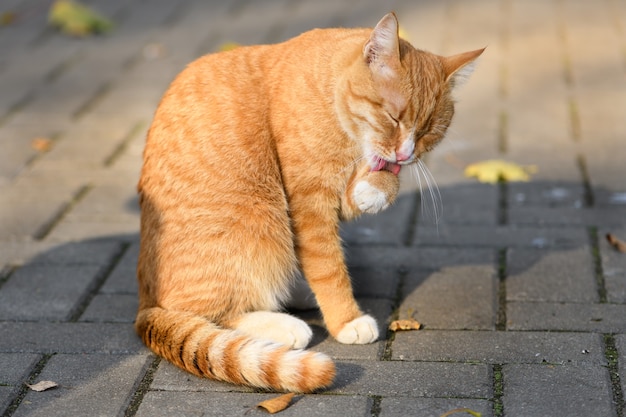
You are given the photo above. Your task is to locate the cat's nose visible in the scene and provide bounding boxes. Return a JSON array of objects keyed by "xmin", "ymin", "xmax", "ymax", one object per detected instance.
[{"xmin": 396, "ymin": 151, "xmax": 411, "ymax": 162}]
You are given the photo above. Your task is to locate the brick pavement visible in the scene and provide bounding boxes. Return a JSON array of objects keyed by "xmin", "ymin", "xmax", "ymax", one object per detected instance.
[{"xmin": 1, "ymin": 0, "xmax": 625, "ymax": 416}]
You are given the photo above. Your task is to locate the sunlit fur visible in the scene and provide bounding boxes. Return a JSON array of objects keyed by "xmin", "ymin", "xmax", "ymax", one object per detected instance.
[{"xmin": 136, "ymin": 13, "xmax": 483, "ymax": 392}]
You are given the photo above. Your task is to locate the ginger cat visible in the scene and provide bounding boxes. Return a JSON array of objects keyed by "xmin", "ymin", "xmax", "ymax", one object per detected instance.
[{"xmin": 136, "ymin": 13, "xmax": 483, "ymax": 393}]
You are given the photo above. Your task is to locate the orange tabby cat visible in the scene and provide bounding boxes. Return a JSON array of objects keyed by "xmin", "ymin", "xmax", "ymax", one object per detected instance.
[{"xmin": 136, "ymin": 12, "xmax": 483, "ymax": 392}]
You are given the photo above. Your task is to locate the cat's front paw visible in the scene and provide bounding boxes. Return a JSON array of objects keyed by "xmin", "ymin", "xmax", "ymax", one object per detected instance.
[
  {"xmin": 335, "ymin": 315, "xmax": 379, "ymax": 344},
  {"xmin": 353, "ymin": 180, "xmax": 390, "ymax": 214}
]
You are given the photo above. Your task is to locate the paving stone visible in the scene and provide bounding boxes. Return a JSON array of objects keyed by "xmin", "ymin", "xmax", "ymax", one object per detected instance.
[
  {"xmin": 332, "ymin": 361, "xmax": 491, "ymax": 399},
  {"xmin": 419, "ymin": 183, "xmax": 498, "ymax": 225},
  {"xmin": 351, "ymin": 267, "xmax": 400, "ymax": 299},
  {"xmin": 380, "ymin": 397, "xmax": 493, "ymax": 417},
  {"xmin": 391, "ymin": 330, "xmax": 605, "ymax": 365},
  {"xmin": 399, "ymin": 265, "xmax": 496, "ymax": 330},
  {"xmin": 507, "ymin": 301, "xmax": 626, "ymax": 333},
  {"xmin": 506, "ymin": 247, "xmax": 598, "ymax": 303},
  {"xmin": 414, "ymin": 225, "xmax": 588, "ymax": 248},
  {"xmin": 13, "ymin": 354, "xmax": 149, "ymax": 417},
  {"xmin": 346, "ymin": 247, "xmax": 495, "ymax": 270},
  {"xmin": 0, "ymin": 353, "xmax": 41, "ymax": 385},
  {"xmin": 100, "ymin": 241, "xmax": 140, "ymax": 294},
  {"xmin": 508, "ymin": 206, "xmax": 626, "ymax": 227},
  {"xmin": 79, "ymin": 293, "xmax": 138, "ymax": 323},
  {"xmin": 0, "ymin": 264, "xmax": 105, "ymax": 321},
  {"xmin": 341, "ymin": 193, "xmax": 416, "ymax": 246},
  {"xmin": 0, "ymin": 322, "xmax": 146, "ymax": 354},
  {"xmin": 502, "ymin": 363, "xmax": 614, "ymax": 417},
  {"xmin": 136, "ymin": 391, "xmax": 371, "ymax": 417}
]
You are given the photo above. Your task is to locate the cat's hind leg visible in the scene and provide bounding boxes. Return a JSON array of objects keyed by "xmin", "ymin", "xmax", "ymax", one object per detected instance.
[{"xmin": 231, "ymin": 311, "xmax": 313, "ymax": 349}]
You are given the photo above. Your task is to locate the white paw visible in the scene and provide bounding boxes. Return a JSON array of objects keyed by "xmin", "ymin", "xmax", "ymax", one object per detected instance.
[
  {"xmin": 234, "ymin": 311, "xmax": 313, "ymax": 349},
  {"xmin": 335, "ymin": 315, "xmax": 379, "ymax": 344},
  {"xmin": 353, "ymin": 180, "xmax": 389, "ymax": 214}
]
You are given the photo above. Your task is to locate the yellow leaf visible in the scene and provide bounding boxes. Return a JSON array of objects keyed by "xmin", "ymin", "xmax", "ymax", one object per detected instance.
[
  {"xmin": 398, "ymin": 25, "xmax": 409, "ymax": 41},
  {"xmin": 256, "ymin": 393, "xmax": 296, "ymax": 414},
  {"xmin": 464, "ymin": 159, "xmax": 537, "ymax": 184},
  {"xmin": 218, "ymin": 42, "xmax": 241, "ymax": 52},
  {"xmin": 0, "ymin": 11, "xmax": 17, "ymax": 26},
  {"xmin": 48, "ymin": 0, "xmax": 113, "ymax": 37}
]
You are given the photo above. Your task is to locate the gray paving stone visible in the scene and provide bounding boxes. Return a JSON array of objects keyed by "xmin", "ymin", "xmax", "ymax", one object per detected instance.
[
  {"xmin": 399, "ymin": 265, "xmax": 496, "ymax": 330},
  {"xmin": 346, "ymin": 247, "xmax": 495, "ymax": 269},
  {"xmin": 136, "ymin": 391, "xmax": 371, "ymax": 417},
  {"xmin": 100, "ymin": 241, "xmax": 139, "ymax": 294},
  {"xmin": 0, "ymin": 264, "xmax": 104, "ymax": 320},
  {"xmin": 420, "ymin": 183, "xmax": 498, "ymax": 225},
  {"xmin": 507, "ymin": 301, "xmax": 626, "ymax": 333},
  {"xmin": 13, "ymin": 354, "xmax": 148, "ymax": 417},
  {"xmin": 508, "ymin": 206, "xmax": 626, "ymax": 227},
  {"xmin": 380, "ymin": 397, "xmax": 493, "ymax": 417},
  {"xmin": 0, "ymin": 353, "xmax": 41, "ymax": 385},
  {"xmin": 0, "ymin": 387, "xmax": 17, "ymax": 416},
  {"xmin": 341, "ymin": 193, "xmax": 416, "ymax": 246},
  {"xmin": 391, "ymin": 331, "xmax": 605, "ymax": 365},
  {"xmin": 332, "ymin": 360, "xmax": 491, "ymax": 398},
  {"xmin": 0, "ymin": 322, "xmax": 146, "ymax": 354},
  {"xmin": 506, "ymin": 247, "xmax": 598, "ymax": 303},
  {"xmin": 79, "ymin": 293, "xmax": 138, "ymax": 323},
  {"xmin": 414, "ymin": 224, "xmax": 588, "ymax": 248},
  {"xmin": 351, "ymin": 267, "xmax": 400, "ymax": 299},
  {"xmin": 502, "ymin": 363, "xmax": 614, "ymax": 417}
]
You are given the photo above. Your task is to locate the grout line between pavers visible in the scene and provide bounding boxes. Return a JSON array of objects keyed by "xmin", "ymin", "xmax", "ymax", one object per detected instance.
[
  {"xmin": 589, "ymin": 227, "xmax": 608, "ymax": 304},
  {"xmin": 103, "ymin": 120, "xmax": 147, "ymax": 167},
  {"xmin": 496, "ymin": 248, "xmax": 507, "ymax": 331},
  {"xmin": 603, "ymin": 334, "xmax": 625, "ymax": 417},
  {"xmin": 33, "ymin": 184, "xmax": 93, "ymax": 241},
  {"xmin": 1, "ymin": 353, "xmax": 54, "ymax": 417},
  {"xmin": 122, "ymin": 355, "xmax": 161, "ymax": 417},
  {"xmin": 369, "ymin": 395, "xmax": 382, "ymax": 417},
  {"xmin": 492, "ymin": 364, "xmax": 504, "ymax": 417},
  {"xmin": 66, "ymin": 241, "xmax": 131, "ymax": 322}
]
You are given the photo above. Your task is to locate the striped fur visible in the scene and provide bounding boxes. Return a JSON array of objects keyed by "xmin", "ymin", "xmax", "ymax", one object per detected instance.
[{"xmin": 136, "ymin": 13, "xmax": 482, "ymax": 392}]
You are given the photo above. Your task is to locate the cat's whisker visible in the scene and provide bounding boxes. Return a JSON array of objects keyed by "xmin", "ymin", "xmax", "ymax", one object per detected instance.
[{"xmin": 416, "ymin": 159, "xmax": 443, "ymax": 224}]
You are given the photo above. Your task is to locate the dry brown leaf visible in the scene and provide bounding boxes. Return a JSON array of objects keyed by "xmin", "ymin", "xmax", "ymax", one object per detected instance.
[
  {"xmin": 31, "ymin": 137, "xmax": 52, "ymax": 152},
  {"xmin": 607, "ymin": 233, "xmax": 626, "ymax": 253},
  {"xmin": 26, "ymin": 380, "xmax": 58, "ymax": 392},
  {"xmin": 256, "ymin": 393, "xmax": 296, "ymax": 414},
  {"xmin": 389, "ymin": 318, "xmax": 422, "ymax": 332}
]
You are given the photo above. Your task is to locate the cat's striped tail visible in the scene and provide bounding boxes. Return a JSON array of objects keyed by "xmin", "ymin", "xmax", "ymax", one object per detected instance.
[{"xmin": 135, "ymin": 307, "xmax": 335, "ymax": 392}]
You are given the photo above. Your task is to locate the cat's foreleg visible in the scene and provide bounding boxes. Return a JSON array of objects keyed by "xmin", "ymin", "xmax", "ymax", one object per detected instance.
[{"xmin": 291, "ymin": 193, "xmax": 379, "ymax": 344}]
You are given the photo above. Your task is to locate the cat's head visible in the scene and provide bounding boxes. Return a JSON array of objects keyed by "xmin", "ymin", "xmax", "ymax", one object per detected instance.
[{"xmin": 339, "ymin": 12, "xmax": 484, "ymax": 175}]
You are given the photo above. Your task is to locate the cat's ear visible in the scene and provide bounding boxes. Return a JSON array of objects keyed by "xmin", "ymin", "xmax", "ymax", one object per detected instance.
[
  {"xmin": 363, "ymin": 12, "xmax": 401, "ymax": 80},
  {"xmin": 441, "ymin": 48, "xmax": 486, "ymax": 84}
]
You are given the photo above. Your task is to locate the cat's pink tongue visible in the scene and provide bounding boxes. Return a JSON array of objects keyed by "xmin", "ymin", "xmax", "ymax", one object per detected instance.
[{"xmin": 372, "ymin": 160, "xmax": 401, "ymax": 175}]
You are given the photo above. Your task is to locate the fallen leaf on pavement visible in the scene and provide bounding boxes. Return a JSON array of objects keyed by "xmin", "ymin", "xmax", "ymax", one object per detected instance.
[
  {"xmin": 31, "ymin": 137, "xmax": 52, "ymax": 152},
  {"xmin": 389, "ymin": 318, "xmax": 422, "ymax": 332},
  {"xmin": 219, "ymin": 42, "xmax": 240, "ymax": 52},
  {"xmin": 440, "ymin": 408, "xmax": 482, "ymax": 417},
  {"xmin": 0, "ymin": 11, "xmax": 17, "ymax": 26},
  {"xmin": 606, "ymin": 233, "xmax": 626, "ymax": 253},
  {"xmin": 48, "ymin": 0, "xmax": 113, "ymax": 37},
  {"xmin": 256, "ymin": 393, "xmax": 296, "ymax": 414},
  {"xmin": 464, "ymin": 159, "xmax": 537, "ymax": 184},
  {"xmin": 26, "ymin": 381, "xmax": 58, "ymax": 392}
]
